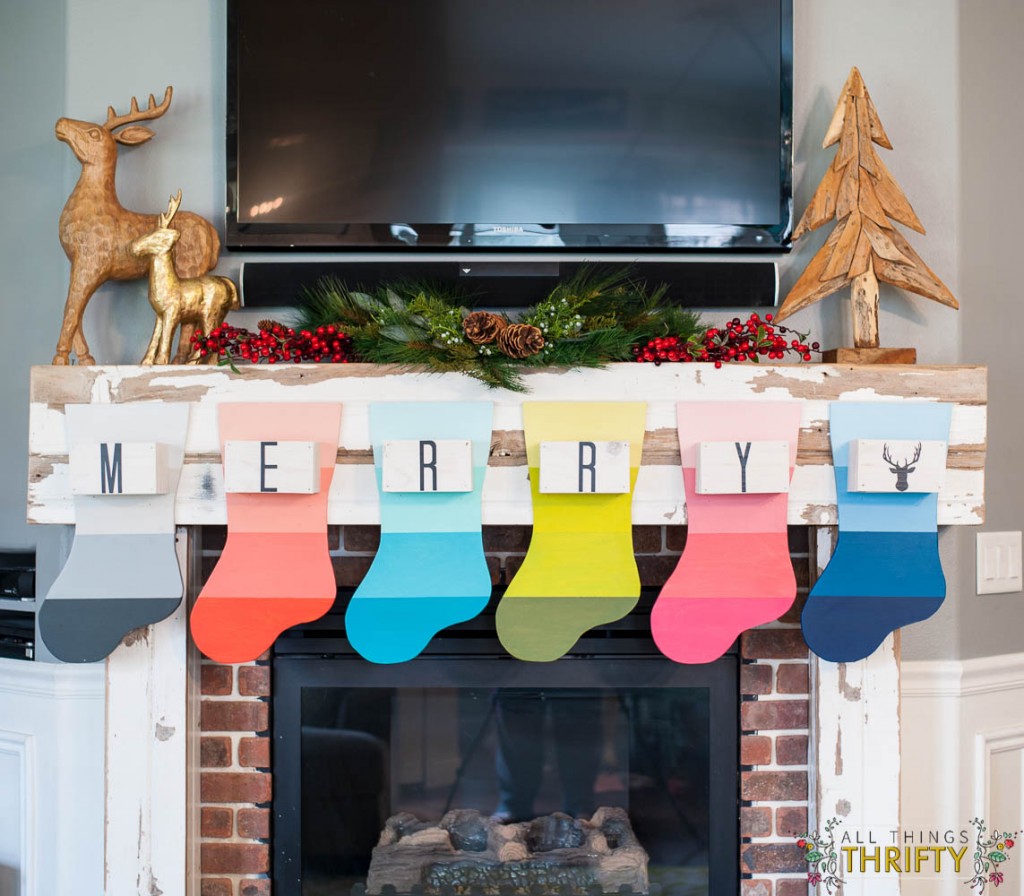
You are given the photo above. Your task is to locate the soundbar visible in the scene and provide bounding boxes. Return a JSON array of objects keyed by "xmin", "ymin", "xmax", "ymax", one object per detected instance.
[{"xmin": 239, "ymin": 260, "xmax": 778, "ymax": 309}]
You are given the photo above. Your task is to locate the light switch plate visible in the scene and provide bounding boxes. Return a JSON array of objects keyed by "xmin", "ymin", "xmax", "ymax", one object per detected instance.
[{"xmin": 976, "ymin": 531, "xmax": 1023, "ymax": 595}]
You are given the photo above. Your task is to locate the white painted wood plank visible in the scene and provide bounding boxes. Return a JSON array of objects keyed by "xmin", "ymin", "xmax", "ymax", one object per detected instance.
[
  {"xmin": 27, "ymin": 461, "xmax": 986, "ymax": 526},
  {"xmin": 811, "ymin": 526, "xmax": 902, "ymax": 896},
  {"xmin": 27, "ymin": 364, "xmax": 987, "ymax": 526},
  {"xmin": 105, "ymin": 530, "xmax": 188, "ymax": 896}
]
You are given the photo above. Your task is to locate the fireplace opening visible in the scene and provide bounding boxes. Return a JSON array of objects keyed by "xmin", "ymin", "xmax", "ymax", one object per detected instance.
[{"xmin": 272, "ymin": 589, "xmax": 739, "ymax": 896}]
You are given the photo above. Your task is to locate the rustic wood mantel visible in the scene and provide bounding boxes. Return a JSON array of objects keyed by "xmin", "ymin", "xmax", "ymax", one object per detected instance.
[
  {"xmin": 25, "ymin": 362, "xmax": 987, "ymax": 896},
  {"xmin": 28, "ymin": 362, "xmax": 987, "ymax": 526}
]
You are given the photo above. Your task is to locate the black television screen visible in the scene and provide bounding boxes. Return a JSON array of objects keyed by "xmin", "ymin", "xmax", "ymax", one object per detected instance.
[{"xmin": 226, "ymin": 0, "xmax": 793, "ymax": 252}]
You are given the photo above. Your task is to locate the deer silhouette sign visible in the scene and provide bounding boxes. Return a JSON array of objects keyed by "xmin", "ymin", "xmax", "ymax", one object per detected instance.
[
  {"xmin": 54, "ymin": 86, "xmax": 220, "ymax": 365},
  {"xmin": 882, "ymin": 442, "xmax": 922, "ymax": 491}
]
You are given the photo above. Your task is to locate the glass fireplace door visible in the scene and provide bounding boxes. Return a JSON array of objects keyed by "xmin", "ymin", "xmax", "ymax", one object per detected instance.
[{"xmin": 274, "ymin": 655, "xmax": 738, "ymax": 896}]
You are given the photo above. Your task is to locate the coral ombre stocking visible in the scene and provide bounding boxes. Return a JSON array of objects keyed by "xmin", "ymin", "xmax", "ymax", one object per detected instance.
[
  {"xmin": 651, "ymin": 402, "xmax": 802, "ymax": 664},
  {"xmin": 190, "ymin": 403, "xmax": 342, "ymax": 663}
]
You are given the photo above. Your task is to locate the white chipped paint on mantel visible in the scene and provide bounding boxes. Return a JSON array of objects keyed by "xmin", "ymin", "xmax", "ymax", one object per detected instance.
[
  {"xmin": 28, "ymin": 364, "xmax": 987, "ymax": 527},
  {"xmin": 811, "ymin": 527, "xmax": 902, "ymax": 896}
]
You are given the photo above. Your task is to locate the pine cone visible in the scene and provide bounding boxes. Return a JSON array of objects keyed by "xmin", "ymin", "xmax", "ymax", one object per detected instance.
[
  {"xmin": 463, "ymin": 311, "xmax": 508, "ymax": 345},
  {"xmin": 497, "ymin": 323, "xmax": 545, "ymax": 359},
  {"xmin": 258, "ymin": 318, "xmax": 284, "ymax": 332}
]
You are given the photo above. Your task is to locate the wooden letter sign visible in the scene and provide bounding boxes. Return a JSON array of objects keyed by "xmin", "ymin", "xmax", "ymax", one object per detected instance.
[
  {"xmin": 538, "ymin": 440, "xmax": 631, "ymax": 494},
  {"xmin": 382, "ymin": 439, "xmax": 473, "ymax": 492},
  {"xmin": 222, "ymin": 440, "xmax": 320, "ymax": 494},
  {"xmin": 848, "ymin": 439, "xmax": 947, "ymax": 493},
  {"xmin": 696, "ymin": 440, "xmax": 791, "ymax": 494},
  {"xmin": 69, "ymin": 441, "xmax": 169, "ymax": 495}
]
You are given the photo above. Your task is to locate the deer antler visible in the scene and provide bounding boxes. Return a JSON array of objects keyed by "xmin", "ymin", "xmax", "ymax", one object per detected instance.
[
  {"xmin": 104, "ymin": 86, "xmax": 173, "ymax": 131},
  {"xmin": 159, "ymin": 190, "xmax": 183, "ymax": 230},
  {"xmin": 909, "ymin": 442, "xmax": 922, "ymax": 466},
  {"xmin": 882, "ymin": 443, "xmax": 894, "ymax": 467}
]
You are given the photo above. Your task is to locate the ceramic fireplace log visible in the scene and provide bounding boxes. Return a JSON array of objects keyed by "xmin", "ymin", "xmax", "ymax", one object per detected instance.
[{"xmin": 366, "ymin": 808, "xmax": 649, "ymax": 896}]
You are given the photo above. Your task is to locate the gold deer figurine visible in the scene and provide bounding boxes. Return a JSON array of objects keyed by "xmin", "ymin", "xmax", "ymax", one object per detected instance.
[
  {"xmin": 54, "ymin": 86, "xmax": 220, "ymax": 365},
  {"xmin": 132, "ymin": 191, "xmax": 239, "ymax": 365}
]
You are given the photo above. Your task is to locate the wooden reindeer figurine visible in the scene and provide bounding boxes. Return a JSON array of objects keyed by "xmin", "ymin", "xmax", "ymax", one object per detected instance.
[
  {"xmin": 54, "ymin": 86, "xmax": 220, "ymax": 365},
  {"xmin": 131, "ymin": 191, "xmax": 239, "ymax": 365}
]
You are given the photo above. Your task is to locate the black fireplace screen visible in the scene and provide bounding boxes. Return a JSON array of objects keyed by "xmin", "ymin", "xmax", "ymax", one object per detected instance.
[{"xmin": 273, "ymin": 598, "xmax": 738, "ymax": 896}]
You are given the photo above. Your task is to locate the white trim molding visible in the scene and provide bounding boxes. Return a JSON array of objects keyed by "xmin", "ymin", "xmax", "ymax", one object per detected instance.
[
  {"xmin": 0, "ymin": 731, "xmax": 34, "ymax": 896},
  {"xmin": 0, "ymin": 657, "xmax": 104, "ymax": 896},
  {"xmin": 901, "ymin": 653, "xmax": 1024, "ymax": 896}
]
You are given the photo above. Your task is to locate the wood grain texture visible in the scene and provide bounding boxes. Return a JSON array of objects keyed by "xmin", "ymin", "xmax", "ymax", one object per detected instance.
[
  {"xmin": 27, "ymin": 363, "xmax": 987, "ymax": 526},
  {"xmin": 776, "ymin": 66, "xmax": 957, "ymax": 344}
]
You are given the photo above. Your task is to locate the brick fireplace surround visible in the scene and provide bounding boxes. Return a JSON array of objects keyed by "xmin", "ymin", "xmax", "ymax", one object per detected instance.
[{"xmin": 197, "ymin": 524, "xmax": 813, "ymax": 896}]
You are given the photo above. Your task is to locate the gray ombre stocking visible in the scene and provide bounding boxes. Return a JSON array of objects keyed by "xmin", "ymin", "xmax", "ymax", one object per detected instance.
[{"xmin": 39, "ymin": 403, "xmax": 189, "ymax": 662}]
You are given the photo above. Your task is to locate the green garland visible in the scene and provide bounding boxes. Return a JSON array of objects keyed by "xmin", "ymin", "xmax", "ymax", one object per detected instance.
[{"xmin": 294, "ymin": 266, "xmax": 704, "ymax": 391}]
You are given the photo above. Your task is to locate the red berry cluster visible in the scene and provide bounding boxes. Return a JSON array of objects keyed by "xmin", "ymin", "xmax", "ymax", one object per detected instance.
[
  {"xmin": 632, "ymin": 312, "xmax": 821, "ymax": 368},
  {"xmin": 190, "ymin": 322, "xmax": 356, "ymax": 364}
]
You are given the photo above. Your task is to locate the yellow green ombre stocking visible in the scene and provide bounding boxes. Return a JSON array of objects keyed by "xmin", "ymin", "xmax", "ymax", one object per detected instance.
[{"xmin": 496, "ymin": 402, "xmax": 646, "ymax": 661}]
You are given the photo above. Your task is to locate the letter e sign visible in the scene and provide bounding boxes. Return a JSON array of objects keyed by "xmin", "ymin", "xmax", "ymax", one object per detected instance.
[
  {"xmin": 69, "ymin": 441, "xmax": 169, "ymax": 495},
  {"xmin": 538, "ymin": 441, "xmax": 631, "ymax": 494},
  {"xmin": 382, "ymin": 439, "xmax": 473, "ymax": 492},
  {"xmin": 223, "ymin": 440, "xmax": 321, "ymax": 493}
]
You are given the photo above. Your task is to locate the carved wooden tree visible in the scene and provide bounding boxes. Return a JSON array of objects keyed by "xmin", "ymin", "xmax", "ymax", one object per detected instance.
[{"xmin": 775, "ymin": 67, "xmax": 957, "ymax": 350}]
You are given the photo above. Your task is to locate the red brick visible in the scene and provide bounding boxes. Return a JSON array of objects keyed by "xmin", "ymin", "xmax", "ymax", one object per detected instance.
[
  {"xmin": 202, "ymin": 527, "xmax": 228, "ymax": 551},
  {"xmin": 202, "ymin": 842, "xmax": 270, "ymax": 875},
  {"xmin": 740, "ymin": 700, "xmax": 809, "ymax": 731},
  {"xmin": 239, "ymin": 736, "xmax": 271, "ymax": 769},
  {"xmin": 239, "ymin": 666, "xmax": 270, "ymax": 697},
  {"xmin": 487, "ymin": 556, "xmax": 501, "ymax": 586},
  {"xmin": 776, "ymin": 879, "xmax": 810, "ymax": 896},
  {"xmin": 741, "ymin": 771, "xmax": 808, "ymax": 802},
  {"xmin": 343, "ymin": 525, "xmax": 380, "ymax": 552},
  {"xmin": 665, "ymin": 526, "xmax": 687, "ymax": 552},
  {"xmin": 332, "ymin": 556, "xmax": 373, "ymax": 586},
  {"xmin": 483, "ymin": 526, "xmax": 532, "ymax": 553},
  {"xmin": 200, "ymin": 736, "xmax": 232, "ymax": 768},
  {"xmin": 636, "ymin": 555, "xmax": 679, "ymax": 587},
  {"xmin": 741, "ymin": 735, "xmax": 772, "ymax": 766},
  {"xmin": 240, "ymin": 881, "xmax": 272, "ymax": 896},
  {"xmin": 504, "ymin": 556, "xmax": 525, "ymax": 583},
  {"xmin": 787, "ymin": 527, "xmax": 810, "ymax": 553},
  {"xmin": 740, "ymin": 843, "xmax": 807, "ymax": 874},
  {"xmin": 742, "ymin": 629, "xmax": 808, "ymax": 659},
  {"xmin": 632, "ymin": 526, "xmax": 663, "ymax": 553},
  {"xmin": 792, "ymin": 557, "xmax": 810, "ymax": 589},
  {"xmin": 238, "ymin": 807, "xmax": 271, "ymax": 839},
  {"xmin": 776, "ymin": 664, "xmax": 809, "ymax": 694},
  {"xmin": 741, "ymin": 881, "xmax": 773, "ymax": 896},
  {"xmin": 740, "ymin": 807, "xmax": 772, "ymax": 838},
  {"xmin": 201, "ymin": 879, "xmax": 232, "ymax": 896},
  {"xmin": 775, "ymin": 806, "xmax": 808, "ymax": 838},
  {"xmin": 202, "ymin": 556, "xmax": 220, "ymax": 583},
  {"xmin": 776, "ymin": 735, "xmax": 808, "ymax": 766},
  {"xmin": 201, "ymin": 807, "xmax": 233, "ymax": 839},
  {"xmin": 201, "ymin": 772, "xmax": 272, "ymax": 804},
  {"xmin": 202, "ymin": 701, "xmax": 268, "ymax": 733},
  {"xmin": 741, "ymin": 664, "xmax": 773, "ymax": 695},
  {"xmin": 779, "ymin": 592, "xmax": 807, "ymax": 626},
  {"xmin": 202, "ymin": 664, "xmax": 233, "ymax": 696}
]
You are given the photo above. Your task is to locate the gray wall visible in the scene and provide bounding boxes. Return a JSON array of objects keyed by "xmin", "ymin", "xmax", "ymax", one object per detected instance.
[
  {"xmin": 1, "ymin": 1, "xmax": 1015, "ymax": 657},
  {"xmin": 955, "ymin": 0, "xmax": 1024, "ymax": 660}
]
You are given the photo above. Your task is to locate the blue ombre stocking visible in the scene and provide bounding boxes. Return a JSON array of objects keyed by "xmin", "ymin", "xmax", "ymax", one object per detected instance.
[
  {"xmin": 802, "ymin": 402, "xmax": 952, "ymax": 662},
  {"xmin": 345, "ymin": 402, "xmax": 494, "ymax": 663}
]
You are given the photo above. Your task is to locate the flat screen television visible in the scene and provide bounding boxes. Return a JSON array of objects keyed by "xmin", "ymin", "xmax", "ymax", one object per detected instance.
[{"xmin": 226, "ymin": 0, "xmax": 793, "ymax": 253}]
